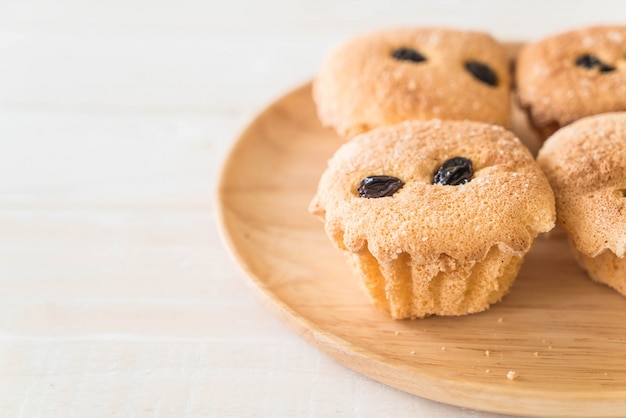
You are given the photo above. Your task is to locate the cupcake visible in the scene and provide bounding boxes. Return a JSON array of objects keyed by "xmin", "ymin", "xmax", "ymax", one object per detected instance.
[
  {"xmin": 313, "ymin": 27, "xmax": 512, "ymax": 139},
  {"xmin": 309, "ymin": 120, "xmax": 556, "ymax": 319},
  {"xmin": 537, "ymin": 112, "xmax": 626, "ymax": 296},
  {"xmin": 516, "ymin": 25, "xmax": 626, "ymax": 140}
]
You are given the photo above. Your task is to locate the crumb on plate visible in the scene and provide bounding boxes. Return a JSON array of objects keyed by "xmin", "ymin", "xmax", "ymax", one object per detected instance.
[{"xmin": 506, "ymin": 370, "xmax": 519, "ymax": 381}]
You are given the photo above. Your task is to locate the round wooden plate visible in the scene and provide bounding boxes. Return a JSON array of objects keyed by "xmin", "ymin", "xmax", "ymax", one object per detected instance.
[{"xmin": 216, "ymin": 82, "xmax": 626, "ymax": 417}]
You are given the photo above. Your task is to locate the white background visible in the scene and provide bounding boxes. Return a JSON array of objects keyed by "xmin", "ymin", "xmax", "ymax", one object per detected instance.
[{"xmin": 1, "ymin": 1, "xmax": 624, "ymax": 416}]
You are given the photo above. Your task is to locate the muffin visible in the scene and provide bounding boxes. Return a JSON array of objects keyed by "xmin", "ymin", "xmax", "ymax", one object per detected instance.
[
  {"xmin": 313, "ymin": 27, "xmax": 512, "ymax": 139},
  {"xmin": 537, "ymin": 112, "xmax": 626, "ymax": 296},
  {"xmin": 309, "ymin": 120, "xmax": 556, "ymax": 319},
  {"xmin": 516, "ymin": 25, "xmax": 626, "ymax": 140}
]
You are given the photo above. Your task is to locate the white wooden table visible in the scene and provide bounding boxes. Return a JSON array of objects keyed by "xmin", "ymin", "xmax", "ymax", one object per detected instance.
[{"xmin": 1, "ymin": 1, "xmax": 623, "ymax": 416}]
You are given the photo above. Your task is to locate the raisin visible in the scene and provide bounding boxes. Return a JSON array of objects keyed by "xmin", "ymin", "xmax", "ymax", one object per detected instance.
[
  {"xmin": 599, "ymin": 64, "xmax": 616, "ymax": 73},
  {"xmin": 433, "ymin": 157, "xmax": 473, "ymax": 186},
  {"xmin": 575, "ymin": 54, "xmax": 615, "ymax": 72},
  {"xmin": 575, "ymin": 54, "xmax": 601, "ymax": 69},
  {"xmin": 391, "ymin": 47, "xmax": 426, "ymax": 63},
  {"xmin": 464, "ymin": 61, "xmax": 498, "ymax": 87},
  {"xmin": 358, "ymin": 175, "xmax": 404, "ymax": 198}
]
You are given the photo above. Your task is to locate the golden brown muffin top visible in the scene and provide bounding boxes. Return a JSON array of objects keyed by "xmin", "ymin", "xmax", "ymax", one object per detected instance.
[
  {"xmin": 310, "ymin": 120, "xmax": 555, "ymax": 263},
  {"xmin": 313, "ymin": 27, "xmax": 512, "ymax": 139},
  {"xmin": 516, "ymin": 25, "xmax": 626, "ymax": 137},
  {"xmin": 537, "ymin": 112, "xmax": 626, "ymax": 258}
]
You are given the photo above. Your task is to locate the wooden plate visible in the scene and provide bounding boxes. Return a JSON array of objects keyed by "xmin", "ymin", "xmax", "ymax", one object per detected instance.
[{"xmin": 216, "ymin": 81, "xmax": 626, "ymax": 417}]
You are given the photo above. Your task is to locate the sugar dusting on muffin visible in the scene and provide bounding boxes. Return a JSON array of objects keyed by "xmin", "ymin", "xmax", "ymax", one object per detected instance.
[
  {"xmin": 537, "ymin": 112, "xmax": 626, "ymax": 296},
  {"xmin": 310, "ymin": 120, "xmax": 555, "ymax": 318},
  {"xmin": 516, "ymin": 25, "xmax": 626, "ymax": 140},
  {"xmin": 313, "ymin": 27, "xmax": 512, "ymax": 139}
]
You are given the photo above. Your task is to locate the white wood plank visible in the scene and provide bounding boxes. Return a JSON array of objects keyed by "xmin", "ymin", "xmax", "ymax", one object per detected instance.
[{"xmin": 0, "ymin": 338, "xmax": 506, "ymax": 417}]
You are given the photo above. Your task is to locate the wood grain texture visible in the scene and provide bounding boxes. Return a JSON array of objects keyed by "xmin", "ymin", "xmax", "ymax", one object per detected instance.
[{"xmin": 217, "ymin": 82, "xmax": 626, "ymax": 417}]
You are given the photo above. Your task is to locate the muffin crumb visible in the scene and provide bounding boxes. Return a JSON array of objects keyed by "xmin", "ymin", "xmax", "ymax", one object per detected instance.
[{"xmin": 506, "ymin": 370, "xmax": 519, "ymax": 381}]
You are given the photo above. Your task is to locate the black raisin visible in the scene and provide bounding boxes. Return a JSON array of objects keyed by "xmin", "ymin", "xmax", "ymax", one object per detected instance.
[
  {"xmin": 599, "ymin": 64, "xmax": 616, "ymax": 73},
  {"xmin": 464, "ymin": 61, "xmax": 498, "ymax": 87},
  {"xmin": 358, "ymin": 175, "xmax": 404, "ymax": 198},
  {"xmin": 433, "ymin": 157, "xmax": 473, "ymax": 186},
  {"xmin": 575, "ymin": 54, "xmax": 601, "ymax": 69},
  {"xmin": 575, "ymin": 54, "xmax": 616, "ymax": 72},
  {"xmin": 391, "ymin": 47, "xmax": 426, "ymax": 63}
]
